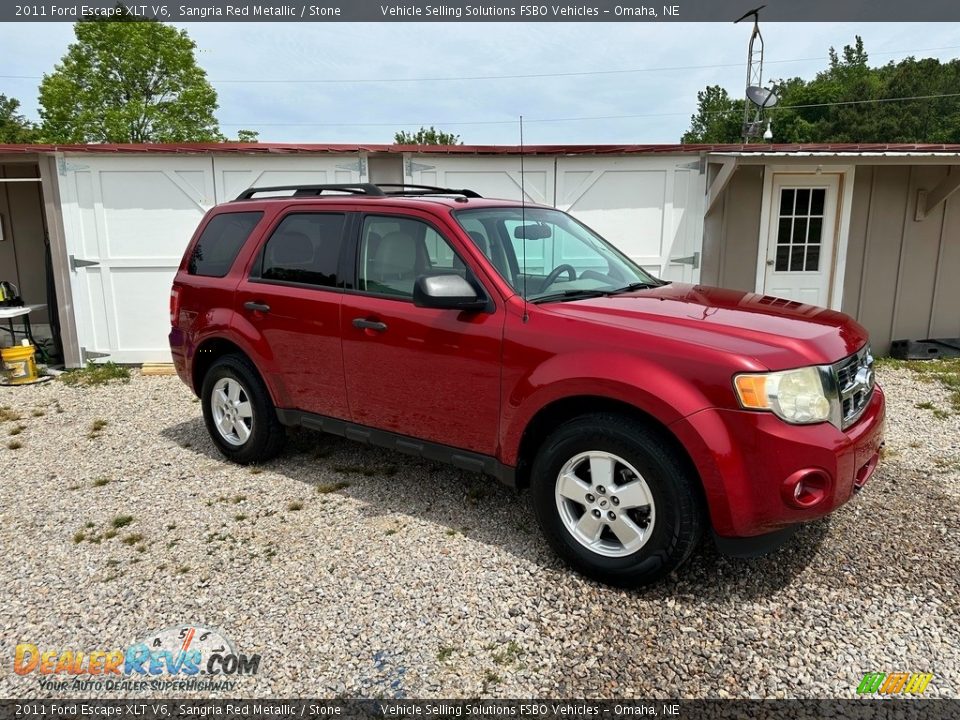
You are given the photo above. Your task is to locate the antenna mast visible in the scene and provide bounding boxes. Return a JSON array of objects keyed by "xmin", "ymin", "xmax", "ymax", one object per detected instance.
[
  {"xmin": 519, "ymin": 115, "xmax": 528, "ymax": 322},
  {"xmin": 735, "ymin": 5, "xmax": 768, "ymax": 142}
]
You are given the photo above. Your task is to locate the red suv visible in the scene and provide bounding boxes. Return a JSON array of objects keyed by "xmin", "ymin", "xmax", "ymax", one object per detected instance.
[{"xmin": 169, "ymin": 183, "xmax": 885, "ymax": 587}]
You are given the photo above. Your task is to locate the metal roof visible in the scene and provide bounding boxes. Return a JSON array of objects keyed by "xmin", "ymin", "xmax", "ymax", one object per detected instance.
[{"xmin": 3, "ymin": 142, "xmax": 960, "ymax": 156}]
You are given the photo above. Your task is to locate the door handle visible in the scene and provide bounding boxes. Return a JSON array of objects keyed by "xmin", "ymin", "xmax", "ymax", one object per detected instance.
[
  {"xmin": 244, "ymin": 301, "xmax": 271, "ymax": 313},
  {"xmin": 352, "ymin": 317, "xmax": 387, "ymax": 332}
]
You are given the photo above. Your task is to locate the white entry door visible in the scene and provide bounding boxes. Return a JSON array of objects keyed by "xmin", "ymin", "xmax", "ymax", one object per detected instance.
[{"xmin": 761, "ymin": 174, "xmax": 839, "ymax": 307}]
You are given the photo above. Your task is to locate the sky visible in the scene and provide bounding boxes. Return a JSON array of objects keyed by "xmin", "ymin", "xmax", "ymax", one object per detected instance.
[{"xmin": 1, "ymin": 21, "xmax": 959, "ymax": 144}]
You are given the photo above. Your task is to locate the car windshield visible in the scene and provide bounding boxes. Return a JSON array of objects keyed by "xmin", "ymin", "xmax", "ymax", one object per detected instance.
[{"xmin": 453, "ymin": 207, "xmax": 659, "ymax": 302}]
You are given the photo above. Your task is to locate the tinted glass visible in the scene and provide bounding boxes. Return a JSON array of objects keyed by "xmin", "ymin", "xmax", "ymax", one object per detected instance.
[
  {"xmin": 260, "ymin": 213, "xmax": 346, "ymax": 287},
  {"xmin": 188, "ymin": 212, "xmax": 263, "ymax": 277}
]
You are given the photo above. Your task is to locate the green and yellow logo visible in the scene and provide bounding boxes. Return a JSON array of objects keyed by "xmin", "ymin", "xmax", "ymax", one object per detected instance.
[{"xmin": 857, "ymin": 672, "xmax": 933, "ymax": 695}]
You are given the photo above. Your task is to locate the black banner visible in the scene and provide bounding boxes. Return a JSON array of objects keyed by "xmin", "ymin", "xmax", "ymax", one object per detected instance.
[
  {"xmin": 0, "ymin": 700, "xmax": 957, "ymax": 720},
  {"xmin": 3, "ymin": 0, "xmax": 960, "ymax": 23}
]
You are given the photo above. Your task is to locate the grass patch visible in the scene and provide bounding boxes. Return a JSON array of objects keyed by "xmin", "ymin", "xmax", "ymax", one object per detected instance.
[
  {"xmin": 103, "ymin": 529, "xmax": 118, "ymax": 540},
  {"xmin": 72, "ymin": 531, "xmax": 86, "ymax": 544},
  {"xmin": 92, "ymin": 477, "xmax": 110, "ymax": 487},
  {"xmin": 316, "ymin": 480, "xmax": 350, "ymax": 494},
  {"xmin": 60, "ymin": 362, "xmax": 130, "ymax": 388},
  {"xmin": 249, "ymin": 467, "xmax": 263, "ymax": 475},
  {"xmin": 933, "ymin": 409, "xmax": 951, "ymax": 420},
  {"xmin": 332, "ymin": 463, "xmax": 382, "ymax": 477},
  {"xmin": 6, "ymin": 440, "xmax": 22, "ymax": 450},
  {"xmin": 437, "ymin": 646, "xmax": 456, "ymax": 662},
  {"xmin": 482, "ymin": 670, "xmax": 501, "ymax": 689},
  {"xmin": 879, "ymin": 357, "xmax": 960, "ymax": 412},
  {"xmin": 121, "ymin": 533, "xmax": 144, "ymax": 546},
  {"xmin": 111, "ymin": 514, "xmax": 134, "ymax": 529},
  {"xmin": 166, "ymin": 523, "xmax": 177, "ymax": 531},
  {"xmin": 8, "ymin": 424, "xmax": 26, "ymax": 436},
  {"xmin": 915, "ymin": 401, "xmax": 936, "ymax": 411},
  {"xmin": 231, "ymin": 495, "xmax": 246, "ymax": 504},
  {"xmin": 177, "ymin": 565, "xmax": 190, "ymax": 575},
  {"xmin": 385, "ymin": 528, "xmax": 397, "ymax": 536},
  {"xmin": 0, "ymin": 406, "xmax": 21, "ymax": 423},
  {"xmin": 234, "ymin": 513, "xmax": 248, "ymax": 522},
  {"xmin": 491, "ymin": 641, "xmax": 524, "ymax": 666},
  {"xmin": 31, "ymin": 409, "xmax": 45, "ymax": 417},
  {"xmin": 287, "ymin": 500, "xmax": 303, "ymax": 512},
  {"xmin": 66, "ymin": 483, "xmax": 80, "ymax": 491},
  {"xmin": 88, "ymin": 418, "xmax": 108, "ymax": 437}
]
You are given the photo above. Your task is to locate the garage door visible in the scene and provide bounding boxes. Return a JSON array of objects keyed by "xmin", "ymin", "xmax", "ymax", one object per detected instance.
[
  {"xmin": 556, "ymin": 156, "xmax": 704, "ymax": 282},
  {"xmin": 409, "ymin": 154, "xmax": 704, "ymax": 283},
  {"xmin": 58, "ymin": 154, "xmax": 363, "ymax": 364}
]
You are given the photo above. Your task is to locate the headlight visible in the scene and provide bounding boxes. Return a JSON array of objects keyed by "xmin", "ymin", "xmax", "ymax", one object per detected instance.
[{"xmin": 734, "ymin": 366, "xmax": 834, "ymax": 425}]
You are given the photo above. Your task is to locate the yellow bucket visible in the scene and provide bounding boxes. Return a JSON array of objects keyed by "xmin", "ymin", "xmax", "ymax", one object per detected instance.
[{"xmin": 1, "ymin": 343, "xmax": 38, "ymax": 385}]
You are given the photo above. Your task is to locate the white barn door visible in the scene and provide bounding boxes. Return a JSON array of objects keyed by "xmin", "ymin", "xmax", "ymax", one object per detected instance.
[
  {"xmin": 406, "ymin": 155, "xmax": 555, "ymax": 204},
  {"xmin": 555, "ymin": 157, "xmax": 704, "ymax": 282},
  {"xmin": 213, "ymin": 155, "xmax": 366, "ymax": 201},
  {"xmin": 57, "ymin": 153, "xmax": 365, "ymax": 364},
  {"xmin": 58, "ymin": 154, "xmax": 216, "ymax": 364}
]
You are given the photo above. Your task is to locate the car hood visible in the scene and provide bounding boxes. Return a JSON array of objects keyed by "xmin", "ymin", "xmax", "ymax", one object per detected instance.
[{"xmin": 545, "ymin": 283, "xmax": 869, "ymax": 369}]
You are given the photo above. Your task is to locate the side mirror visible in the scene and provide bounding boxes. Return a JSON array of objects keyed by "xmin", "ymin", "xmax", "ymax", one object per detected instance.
[{"xmin": 413, "ymin": 274, "xmax": 488, "ymax": 311}]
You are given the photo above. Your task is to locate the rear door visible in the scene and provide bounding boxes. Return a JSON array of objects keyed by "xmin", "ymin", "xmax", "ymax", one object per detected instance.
[
  {"xmin": 234, "ymin": 208, "xmax": 350, "ymax": 419},
  {"xmin": 340, "ymin": 211, "xmax": 503, "ymax": 455}
]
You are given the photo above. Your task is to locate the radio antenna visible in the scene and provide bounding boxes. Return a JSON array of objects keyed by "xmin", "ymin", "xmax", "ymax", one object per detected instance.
[{"xmin": 520, "ymin": 115, "xmax": 528, "ymax": 322}]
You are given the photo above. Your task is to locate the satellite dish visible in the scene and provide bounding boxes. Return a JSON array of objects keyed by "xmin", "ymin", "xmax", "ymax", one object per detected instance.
[{"xmin": 747, "ymin": 85, "xmax": 779, "ymax": 108}]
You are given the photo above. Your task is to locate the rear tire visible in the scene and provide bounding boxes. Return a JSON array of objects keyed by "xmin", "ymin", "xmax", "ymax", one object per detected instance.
[
  {"xmin": 201, "ymin": 354, "xmax": 285, "ymax": 464},
  {"xmin": 530, "ymin": 413, "xmax": 703, "ymax": 588}
]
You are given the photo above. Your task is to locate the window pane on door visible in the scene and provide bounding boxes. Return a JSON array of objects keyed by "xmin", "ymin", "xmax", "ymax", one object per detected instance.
[
  {"xmin": 261, "ymin": 213, "xmax": 345, "ymax": 287},
  {"xmin": 776, "ymin": 187, "xmax": 827, "ymax": 272}
]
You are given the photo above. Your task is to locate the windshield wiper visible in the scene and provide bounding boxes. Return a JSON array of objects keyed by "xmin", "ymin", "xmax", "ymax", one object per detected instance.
[
  {"xmin": 530, "ymin": 289, "xmax": 610, "ymax": 304},
  {"xmin": 605, "ymin": 281, "xmax": 661, "ymax": 295}
]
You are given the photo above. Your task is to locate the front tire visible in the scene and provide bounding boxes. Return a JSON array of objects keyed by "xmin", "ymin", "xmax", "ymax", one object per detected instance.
[
  {"xmin": 530, "ymin": 413, "xmax": 704, "ymax": 587},
  {"xmin": 200, "ymin": 354, "xmax": 285, "ymax": 464}
]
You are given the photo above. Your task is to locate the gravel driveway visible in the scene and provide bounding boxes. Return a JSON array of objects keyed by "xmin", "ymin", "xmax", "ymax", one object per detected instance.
[{"xmin": 0, "ymin": 364, "xmax": 957, "ymax": 699}]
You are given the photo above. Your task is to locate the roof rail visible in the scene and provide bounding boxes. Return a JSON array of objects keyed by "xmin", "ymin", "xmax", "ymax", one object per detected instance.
[
  {"xmin": 234, "ymin": 183, "xmax": 385, "ymax": 200},
  {"xmin": 377, "ymin": 183, "xmax": 483, "ymax": 198}
]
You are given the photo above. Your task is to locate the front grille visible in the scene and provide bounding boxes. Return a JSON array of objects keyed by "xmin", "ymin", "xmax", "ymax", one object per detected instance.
[{"xmin": 833, "ymin": 345, "xmax": 875, "ymax": 429}]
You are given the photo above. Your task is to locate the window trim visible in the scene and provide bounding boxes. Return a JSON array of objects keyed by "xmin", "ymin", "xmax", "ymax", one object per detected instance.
[
  {"xmin": 247, "ymin": 209, "xmax": 350, "ymax": 292},
  {"xmin": 350, "ymin": 211, "xmax": 493, "ymax": 308}
]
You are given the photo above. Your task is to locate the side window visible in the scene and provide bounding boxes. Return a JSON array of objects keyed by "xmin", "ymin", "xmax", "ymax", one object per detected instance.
[
  {"xmin": 358, "ymin": 216, "xmax": 465, "ymax": 299},
  {"xmin": 188, "ymin": 211, "xmax": 263, "ymax": 277},
  {"xmin": 259, "ymin": 213, "xmax": 346, "ymax": 288}
]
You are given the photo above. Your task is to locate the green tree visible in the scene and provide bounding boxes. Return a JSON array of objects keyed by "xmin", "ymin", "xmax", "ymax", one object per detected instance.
[
  {"xmin": 0, "ymin": 94, "xmax": 37, "ymax": 143},
  {"xmin": 682, "ymin": 36, "xmax": 960, "ymax": 144},
  {"xmin": 681, "ymin": 85, "xmax": 744, "ymax": 143},
  {"xmin": 394, "ymin": 126, "xmax": 462, "ymax": 145},
  {"xmin": 235, "ymin": 129, "xmax": 260, "ymax": 143},
  {"xmin": 38, "ymin": 17, "xmax": 222, "ymax": 143}
]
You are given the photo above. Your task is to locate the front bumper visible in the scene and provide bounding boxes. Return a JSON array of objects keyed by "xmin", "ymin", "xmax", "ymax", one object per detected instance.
[{"xmin": 671, "ymin": 385, "xmax": 885, "ymax": 539}]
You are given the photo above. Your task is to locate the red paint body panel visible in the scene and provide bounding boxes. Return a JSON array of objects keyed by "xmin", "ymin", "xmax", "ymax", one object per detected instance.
[{"xmin": 169, "ymin": 194, "xmax": 886, "ymax": 541}]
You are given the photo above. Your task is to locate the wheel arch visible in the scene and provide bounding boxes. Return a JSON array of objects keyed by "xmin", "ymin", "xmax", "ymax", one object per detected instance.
[
  {"xmin": 191, "ymin": 335, "xmax": 285, "ymax": 407},
  {"xmin": 512, "ymin": 395, "xmax": 704, "ymax": 506}
]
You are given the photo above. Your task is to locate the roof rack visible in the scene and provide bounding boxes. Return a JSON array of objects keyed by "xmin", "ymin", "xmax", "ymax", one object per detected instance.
[
  {"xmin": 234, "ymin": 182, "xmax": 482, "ymax": 201},
  {"xmin": 377, "ymin": 184, "xmax": 483, "ymax": 198},
  {"xmin": 235, "ymin": 183, "xmax": 385, "ymax": 200}
]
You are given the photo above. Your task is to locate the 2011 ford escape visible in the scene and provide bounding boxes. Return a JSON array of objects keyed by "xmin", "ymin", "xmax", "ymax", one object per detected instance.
[{"xmin": 169, "ymin": 183, "xmax": 885, "ymax": 587}]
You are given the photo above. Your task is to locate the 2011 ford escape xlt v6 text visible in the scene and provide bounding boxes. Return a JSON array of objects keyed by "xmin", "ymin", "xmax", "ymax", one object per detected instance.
[{"xmin": 169, "ymin": 183, "xmax": 885, "ymax": 587}]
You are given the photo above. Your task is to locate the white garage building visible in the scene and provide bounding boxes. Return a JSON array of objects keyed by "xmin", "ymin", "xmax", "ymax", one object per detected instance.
[
  {"xmin": 3, "ymin": 141, "xmax": 959, "ymax": 365},
  {"xmin": 0, "ymin": 143, "xmax": 705, "ymax": 366}
]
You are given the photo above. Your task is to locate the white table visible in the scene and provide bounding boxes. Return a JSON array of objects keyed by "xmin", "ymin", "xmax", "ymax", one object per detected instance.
[{"xmin": 0, "ymin": 304, "xmax": 48, "ymax": 360}]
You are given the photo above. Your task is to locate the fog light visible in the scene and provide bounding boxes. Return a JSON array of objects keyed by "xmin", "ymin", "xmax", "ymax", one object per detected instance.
[{"xmin": 781, "ymin": 469, "xmax": 831, "ymax": 509}]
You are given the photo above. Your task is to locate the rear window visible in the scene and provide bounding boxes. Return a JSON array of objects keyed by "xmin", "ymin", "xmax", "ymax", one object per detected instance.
[{"xmin": 188, "ymin": 211, "xmax": 263, "ymax": 277}]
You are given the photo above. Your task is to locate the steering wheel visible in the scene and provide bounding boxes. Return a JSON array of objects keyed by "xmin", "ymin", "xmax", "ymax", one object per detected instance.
[{"xmin": 541, "ymin": 264, "xmax": 577, "ymax": 288}]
